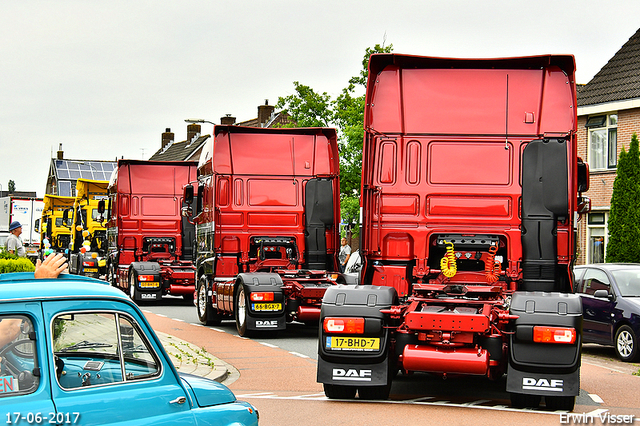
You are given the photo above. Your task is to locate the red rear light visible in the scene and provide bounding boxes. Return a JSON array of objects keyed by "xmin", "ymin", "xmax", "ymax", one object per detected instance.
[
  {"xmin": 323, "ymin": 317, "xmax": 365, "ymax": 334},
  {"xmin": 138, "ymin": 275, "xmax": 156, "ymax": 282},
  {"xmin": 250, "ymin": 292, "xmax": 274, "ymax": 302},
  {"xmin": 533, "ymin": 326, "xmax": 576, "ymax": 344}
]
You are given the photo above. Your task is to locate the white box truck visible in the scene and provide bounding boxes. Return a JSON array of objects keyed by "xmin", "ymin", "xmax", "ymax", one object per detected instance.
[{"xmin": 1, "ymin": 196, "xmax": 44, "ymax": 261}]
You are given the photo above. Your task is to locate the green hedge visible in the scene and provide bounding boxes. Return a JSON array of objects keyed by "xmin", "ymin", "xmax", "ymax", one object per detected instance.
[{"xmin": 0, "ymin": 250, "xmax": 36, "ymax": 273}]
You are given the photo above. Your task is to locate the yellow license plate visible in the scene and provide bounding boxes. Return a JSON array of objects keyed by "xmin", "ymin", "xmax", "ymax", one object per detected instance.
[
  {"xmin": 252, "ymin": 303, "xmax": 282, "ymax": 311},
  {"xmin": 140, "ymin": 282, "xmax": 160, "ymax": 288},
  {"xmin": 83, "ymin": 268, "xmax": 98, "ymax": 273},
  {"xmin": 326, "ymin": 337, "xmax": 380, "ymax": 351}
]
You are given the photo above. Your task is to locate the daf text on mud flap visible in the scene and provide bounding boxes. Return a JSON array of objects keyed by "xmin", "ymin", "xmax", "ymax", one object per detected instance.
[
  {"xmin": 522, "ymin": 378, "xmax": 564, "ymax": 392},
  {"xmin": 255, "ymin": 320, "xmax": 278, "ymax": 328},
  {"xmin": 332, "ymin": 369, "xmax": 372, "ymax": 381}
]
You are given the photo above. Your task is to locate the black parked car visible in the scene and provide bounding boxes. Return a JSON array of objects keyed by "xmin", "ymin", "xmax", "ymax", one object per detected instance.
[{"xmin": 574, "ymin": 264, "xmax": 640, "ymax": 362}]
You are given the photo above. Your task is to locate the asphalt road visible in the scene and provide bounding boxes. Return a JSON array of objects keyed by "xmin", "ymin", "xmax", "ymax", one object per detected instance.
[{"xmin": 143, "ymin": 301, "xmax": 640, "ymax": 426}]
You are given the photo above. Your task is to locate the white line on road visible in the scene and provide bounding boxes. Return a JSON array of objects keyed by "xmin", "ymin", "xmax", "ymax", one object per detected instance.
[
  {"xmin": 289, "ymin": 351, "xmax": 310, "ymax": 358},
  {"xmin": 260, "ymin": 342, "xmax": 278, "ymax": 348},
  {"xmin": 589, "ymin": 394, "xmax": 604, "ymax": 404}
]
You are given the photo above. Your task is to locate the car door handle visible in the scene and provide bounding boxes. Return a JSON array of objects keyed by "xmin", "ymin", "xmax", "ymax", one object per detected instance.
[{"xmin": 170, "ymin": 396, "xmax": 187, "ymax": 405}]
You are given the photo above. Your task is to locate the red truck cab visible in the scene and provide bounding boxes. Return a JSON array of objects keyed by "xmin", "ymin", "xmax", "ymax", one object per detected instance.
[
  {"xmin": 106, "ymin": 160, "xmax": 197, "ymax": 302},
  {"xmin": 317, "ymin": 54, "xmax": 590, "ymax": 410},
  {"xmin": 184, "ymin": 126, "xmax": 341, "ymax": 336}
]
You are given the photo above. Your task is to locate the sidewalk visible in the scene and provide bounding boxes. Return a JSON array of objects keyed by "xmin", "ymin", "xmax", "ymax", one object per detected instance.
[{"xmin": 158, "ymin": 331, "xmax": 238, "ymax": 384}]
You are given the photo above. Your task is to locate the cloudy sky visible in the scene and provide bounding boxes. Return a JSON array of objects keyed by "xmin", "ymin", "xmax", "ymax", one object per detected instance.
[{"xmin": 2, "ymin": 0, "xmax": 640, "ymax": 197}]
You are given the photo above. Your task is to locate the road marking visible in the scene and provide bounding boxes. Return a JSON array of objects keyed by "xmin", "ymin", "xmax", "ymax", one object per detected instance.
[
  {"xmin": 289, "ymin": 351, "xmax": 310, "ymax": 358},
  {"xmin": 589, "ymin": 393, "xmax": 604, "ymax": 404},
  {"xmin": 172, "ymin": 318, "xmax": 184, "ymax": 322},
  {"xmin": 236, "ymin": 392, "xmax": 564, "ymax": 415},
  {"xmin": 260, "ymin": 342, "xmax": 278, "ymax": 348}
]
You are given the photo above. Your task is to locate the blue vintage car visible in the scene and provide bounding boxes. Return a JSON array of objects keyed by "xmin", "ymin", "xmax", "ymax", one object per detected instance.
[{"xmin": 0, "ymin": 272, "xmax": 259, "ymax": 426}]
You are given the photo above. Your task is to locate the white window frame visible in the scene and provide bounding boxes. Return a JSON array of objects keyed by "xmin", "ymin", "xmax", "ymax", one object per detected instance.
[
  {"xmin": 586, "ymin": 210, "xmax": 608, "ymax": 264},
  {"xmin": 587, "ymin": 113, "xmax": 618, "ymax": 171}
]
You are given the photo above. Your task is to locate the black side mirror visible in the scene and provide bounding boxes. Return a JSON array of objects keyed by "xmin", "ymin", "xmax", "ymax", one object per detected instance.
[
  {"xmin": 98, "ymin": 200, "xmax": 105, "ymax": 214},
  {"xmin": 62, "ymin": 209, "xmax": 70, "ymax": 227},
  {"xmin": 577, "ymin": 157, "xmax": 589, "ymax": 193},
  {"xmin": 184, "ymin": 184, "xmax": 194, "ymax": 205}
]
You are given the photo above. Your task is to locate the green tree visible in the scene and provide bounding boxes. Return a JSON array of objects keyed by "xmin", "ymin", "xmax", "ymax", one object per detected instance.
[
  {"xmin": 8, "ymin": 180, "xmax": 15, "ymax": 193},
  {"xmin": 606, "ymin": 132, "xmax": 640, "ymax": 263},
  {"xmin": 276, "ymin": 43, "xmax": 393, "ymax": 239}
]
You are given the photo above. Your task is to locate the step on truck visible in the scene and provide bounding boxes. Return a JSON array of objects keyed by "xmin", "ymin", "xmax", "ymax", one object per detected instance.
[
  {"xmin": 105, "ymin": 160, "xmax": 197, "ymax": 302},
  {"xmin": 37, "ymin": 194, "xmax": 75, "ymax": 256},
  {"xmin": 182, "ymin": 126, "xmax": 341, "ymax": 337},
  {"xmin": 317, "ymin": 54, "xmax": 591, "ymax": 411},
  {"xmin": 64, "ymin": 178, "xmax": 110, "ymax": 278}
]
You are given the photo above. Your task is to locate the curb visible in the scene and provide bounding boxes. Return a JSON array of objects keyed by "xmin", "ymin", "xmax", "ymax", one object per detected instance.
[{"xmin": 158, "ymin": 331, "xmax": 236, "ymax": 384}]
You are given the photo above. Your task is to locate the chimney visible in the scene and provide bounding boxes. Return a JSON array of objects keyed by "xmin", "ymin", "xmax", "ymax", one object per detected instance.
[
  {"xmin": 220, "ymin": 114, "xmax": 236, "ymax": 125},
  {"xmin": 57, "ymin": 143, "xmax": 64, "ymax": 160},
  {"xmin": 257, "ymin": 99, "xmax": 275, "ymax": 127},
  {"xmin": 162, "ymin": 128, "xmax": 174, "ymax": 148},
  {"xmin": 187, "ymin": 123, "xmax": 201, "ymax": 142}
]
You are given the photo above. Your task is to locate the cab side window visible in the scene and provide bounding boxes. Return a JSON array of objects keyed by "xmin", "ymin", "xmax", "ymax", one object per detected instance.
[
  {"xmin": 53, "ymin": 312, "xmax": 160, "ymax": 389},
  {"xmin": 0, "ymin": 315, "xmax": 39, "ymax": 398},
  {"xmin": 581, "ymin": 269, "xmax": 610, "ymax": 296}
]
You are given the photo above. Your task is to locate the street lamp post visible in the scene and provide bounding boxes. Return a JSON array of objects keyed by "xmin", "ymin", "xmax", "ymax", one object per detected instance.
[{"xmin": 184, "ymin": 119, "xmax": 215, "ymax": 126}]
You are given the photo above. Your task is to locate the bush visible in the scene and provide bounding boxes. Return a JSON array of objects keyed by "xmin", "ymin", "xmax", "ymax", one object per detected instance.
[{"xmin": 0, "ymin": 249, "xmax": 36, "ymax": 273}]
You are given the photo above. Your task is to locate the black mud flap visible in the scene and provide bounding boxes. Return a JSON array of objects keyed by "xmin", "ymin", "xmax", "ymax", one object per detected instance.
[
  {"xmin": 507, "ymin": 291, "xmax": 582, "ymax": 397},
  {"xmin": 238, "ymin": 273, "xmax": 287, "ymax": 332},
  {"xmin": 317, "ymin": 357, "xmax": 390, "ymax": 387},
  {"xmin": 506, "ymin": 365, "xmax": 579, "ymax": 396},
  {"xmin": 131, "ymin": 262, "xmax": 163, "ymax": 302}
]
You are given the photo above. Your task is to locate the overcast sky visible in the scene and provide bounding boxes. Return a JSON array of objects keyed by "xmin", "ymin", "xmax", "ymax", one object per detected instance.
[{"xmin": 2, "ymin": 0, "xmax": 640, "ymax": 197}]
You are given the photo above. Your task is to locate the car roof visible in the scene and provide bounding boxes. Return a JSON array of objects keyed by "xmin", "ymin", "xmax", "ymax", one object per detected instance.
[
  {"xmin": 0, "ymin": 273, "xmax": 132, "ymax": 303},
  {"xmin": 575, "ymin": 263, "xmax": 640, "ymax": 271}
]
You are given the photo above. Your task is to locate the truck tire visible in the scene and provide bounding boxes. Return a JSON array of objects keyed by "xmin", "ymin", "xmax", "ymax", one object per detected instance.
[
  {"xmin": 510, "ymin": 392, "xmax": 541, "ymax": 409},
  {"xmin": 107, "ymin": 262, "xmax": 117, "ymax": 287},
  {"xmin": 545, "ymin": 395, "xmax": 575, "ymax": 411},
  {"xmin": 197, "ymin": 276, "xmax": 221, "ymax": 326},
  {"xmin": 615, "ymin": 325, "xmax": 639, "ymax": 362},
  {"xmin": 128, "ymin": 269, "xmax": 138, "ymax": 301},
  {"xmin": 323, "ymin": 383, "xmax": 356, "ymax": 399},
  {"xmin": 234, "ymin": 284, "xmax": 253, "ymax": 337}
]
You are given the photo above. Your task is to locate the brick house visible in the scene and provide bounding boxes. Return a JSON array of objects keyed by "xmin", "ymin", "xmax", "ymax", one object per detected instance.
[{"xmin": 576, "ymin": 27, "xmax": 640, "ymax": 265}]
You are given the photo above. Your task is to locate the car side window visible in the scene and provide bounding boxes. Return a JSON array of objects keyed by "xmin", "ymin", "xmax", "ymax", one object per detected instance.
[
  {"xmin": 0, "ymin": 315, "xmax": 39, "ymax": 398},
  {"xmin": 582, "ymin": 269, "xmax": 610, "ymax": 296},
  {"xmin": 53, "ymin": 312, "xmax": 160, "ymax": 389}
]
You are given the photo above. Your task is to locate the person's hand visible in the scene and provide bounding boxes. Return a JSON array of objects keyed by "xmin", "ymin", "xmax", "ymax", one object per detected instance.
[{"xmin": 34, "ymin": 253, "xmax": 68, "ymax": 279}]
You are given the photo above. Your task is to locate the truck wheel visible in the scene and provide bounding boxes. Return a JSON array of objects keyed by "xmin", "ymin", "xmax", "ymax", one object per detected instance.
[
  {"xmin": 234, "ymin": 285, "xmax": 253, "ymax": 337},
  {"xmin": 323, "ymin": 383, "xmax": 356, "ymax": 399},
  {"xmin": 128, "ymin": 270, "xmax": 138, "ymax": 301},
  {"xmin": 107, "ymin": 263, "xmax": 117, "ymax": 287},
  {"xmin": 545, "ymin": 395, "xmax": 575, "ymax": 411},
  {"xmin": 197, "ymin": 277, "xmax": 221, "ymax": 326},
  {"xmin": 510, "ymin": 392, "xmax": 541, "ymax": 409},
  {"xmin": 358, "ymin": 383, "xmax": 391, "ymax": 400},
  {"xmin": 615, "ymin": 325, "xmax": 639, "ymax": 362}
]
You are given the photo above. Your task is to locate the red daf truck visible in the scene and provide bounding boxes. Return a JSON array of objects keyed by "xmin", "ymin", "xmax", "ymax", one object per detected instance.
[
  {"xmin": 183, "ymin": 126, "xmax": 341, "ymax": 336},
  {"xmin": 105, "ymin": 160, "xmax": 197, "ymax": 302},
  {"xmin": 317, "ymin": 54, "xmax": 590, "ymax": 411}
]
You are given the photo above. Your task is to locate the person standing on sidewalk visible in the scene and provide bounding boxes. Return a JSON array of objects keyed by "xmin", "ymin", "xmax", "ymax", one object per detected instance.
[
  {"xmin": 338, "ymin": 237, "xmax": 351, "ymax": 273},
  {"xmin": 6, "ymin": 221, "xmax": 25, "ymax": 257}
]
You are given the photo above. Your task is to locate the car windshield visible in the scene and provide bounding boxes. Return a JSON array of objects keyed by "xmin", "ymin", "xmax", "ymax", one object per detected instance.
[{"xmin": 611, "ymin": 269, "xmax": 640, "ymax": 297}]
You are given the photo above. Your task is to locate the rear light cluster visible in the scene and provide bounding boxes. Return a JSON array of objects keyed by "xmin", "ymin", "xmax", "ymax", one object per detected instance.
[
  {"xmin": 250, "ymin": 292, "xmax": 274, "ymax": 302},
  {"xmin": 533, "ymin": 326, "xmax": 576, "ymax": 344},
  {"xmin": 323, "ymin": 317, "xmax": 364, "ymax": 334},
  {"xmin": 138, "ymin": 275, "xmax": 156, "ymax": 282}
]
